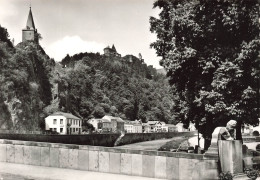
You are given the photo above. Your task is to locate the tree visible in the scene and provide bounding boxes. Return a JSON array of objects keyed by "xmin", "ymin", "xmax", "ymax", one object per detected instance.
[
  {"xmin": 93, "ymin": 106, "xmax": 105, "ymax": 118},
  {"xmin": 0, "ymin": 25, "xmax": 13, "ymax": 48},
  {"xmin": 150, "ymin": 0, "xmax": 260, "ymax": 143}
]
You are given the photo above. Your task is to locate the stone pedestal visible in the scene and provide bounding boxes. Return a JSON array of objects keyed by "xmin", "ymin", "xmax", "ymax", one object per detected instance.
[
  {"xmin": 204, "ymin": 127, "xmax": 223, "ymax": 158},
  {"xmin": 218, "ymin": 140, "xmax": 243, "ymax": 174}
]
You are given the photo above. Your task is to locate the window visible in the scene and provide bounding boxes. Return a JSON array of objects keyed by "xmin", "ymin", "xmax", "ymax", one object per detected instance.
[
  {"xmin": 76, "ymin": 128, "xmax": 78, "ymax": 131},
  {"xmin": 79, "ymin": 120, "xmax": 81, "ymax": 127},
  {"xmin": 60, "ymin": 119, "xmax": 63, "ymax": 124},
  {"xmin": 53, "ymin": 119, "xmax": 57, "ymax": 124},
  {"xmin": 50, "ymin": 128, "xmax": 52, "ymax": 131},
  {"xmin": 73, "ymin": 128, "xmax": 75, "ymax": 132},
  {"xmin": 60, "ymin": 128, "xmax": 63, "ymax": 133},
  {"xmin": 54, "ymin": 128, "xmax": 57, "ymax": 132}
]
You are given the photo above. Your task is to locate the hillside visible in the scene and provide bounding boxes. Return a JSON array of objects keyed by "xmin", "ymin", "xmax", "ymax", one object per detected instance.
[
  {"xmin": 0, "ymin": 24, "xmax": 176, "ymax": 132},
  {"xmin": 46, "ymin": 52, "xmax": 175, "ymax": 123},
  {"xmin": 0, "ymin": 25, "xmax": 55, "ymax": 131}
]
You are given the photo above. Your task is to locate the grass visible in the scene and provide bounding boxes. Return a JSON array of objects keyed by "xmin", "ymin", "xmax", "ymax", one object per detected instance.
[{"xmin": 158, "ymin": 135, "xmax": 191, "ymax": 152}]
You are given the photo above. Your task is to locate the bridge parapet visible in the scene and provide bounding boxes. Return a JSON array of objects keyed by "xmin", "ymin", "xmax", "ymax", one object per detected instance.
[{"xmin": 0, "ymin": 139, "xmax": 219, "ymax": 179}]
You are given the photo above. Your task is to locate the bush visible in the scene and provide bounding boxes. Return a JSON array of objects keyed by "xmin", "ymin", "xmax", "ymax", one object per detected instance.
[
  {"xmin": 256, "ymin": 144, "xmax": 260, "ymax": 152},
  {"xmin": 253, "ymin": 131, "xmax": 259, "ymax": 136},
  {"xmin": 219, "ymin": 172, "xmax": 233, "ymax": 180},
  {"xmin": 244, "ymin": 168, "xmax": 259, "ymax": 180}
]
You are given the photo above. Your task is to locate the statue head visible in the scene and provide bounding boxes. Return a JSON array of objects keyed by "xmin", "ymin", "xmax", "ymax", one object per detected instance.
[
  {"xmin": 226, "ymin": 120, "xmax": 237, "ymax": 130},
  {"xmin": 226, "ymin": 120, "xmax": 237, "ymax": 139}
]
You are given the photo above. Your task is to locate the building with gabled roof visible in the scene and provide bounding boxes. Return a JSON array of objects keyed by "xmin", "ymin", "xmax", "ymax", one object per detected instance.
[
  {"xmin": 147, "ymin": 121, "xmax": 165, "ymax": 132},
  {"xmin": 87, "ymin": 118, "xmax": 103, "ymax": 132},
  {"xmin": 102, "ymin": 115, "xmax": 124, "ymax": 133},
  {"xmin": 162, "ymin": 124, "xmax": 178, "ymax": 132},
  {"xmin": 22, "ymin": 7, "xmax": 39, "ymax": 43},
  {"xmin": 45, "ymin": 112, "xmax": 82, "ymax": 135},
  {"xmin": 87, "ymin": 118, "xmax": 112, "ymax": 133}
]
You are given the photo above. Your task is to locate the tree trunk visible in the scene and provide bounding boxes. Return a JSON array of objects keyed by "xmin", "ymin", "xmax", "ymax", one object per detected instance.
[{"xmin": 236, "ymin": 120, "xmax": 243, "ymax": 143}]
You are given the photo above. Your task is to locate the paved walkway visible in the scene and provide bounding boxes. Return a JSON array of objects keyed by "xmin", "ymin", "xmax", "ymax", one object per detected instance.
[
  {"xmin": 0, "ymin": 162, "xmax": 162, "ymax": 180},
  {"xmin": 117, "ymin": 137, "xmax": 183, "ymax": 150},
  {"xmin": 118, "ymin": 133, "xmax": 196, "ymax": 151}
]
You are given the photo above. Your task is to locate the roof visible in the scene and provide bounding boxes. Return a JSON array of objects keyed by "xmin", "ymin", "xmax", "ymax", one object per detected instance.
[
  {"xmin": 48, "ymin": 112, "xmax": 80, "ymax": 119},
  {"xmin": 104, "ymin": 45, "xmax": 117, "ymax": 53},
  {"xmin": 176, "ymin": 123, "xmax": 183, "ymax": 126},
  {"xmin": 104, "ymin": 46, "xmax": 110, "ymax": 50},
  {"xmin": 88, "ymin": 119, "xmax": 102, "ymax": 123},
  {"xmin": 102, "ymin": 115, "xmax": 124, "ymax": 122},
  {"xmin": 124, "ymin": 120, "xmax": 142, "ymax": 125},
  {"xmin": 147, "ymin": 121, "xmax": 162, "ymax": 125},
  {"xmin": 87, "ymin": 119, "xmax": 111, "ymax": 123},
  {"xmin": 26, "ymin": 7, "xmax": 36, "ymax": 29},
  {"xmin": 142, "ymin": 123, "xmax": 150, "ymax": 126},
  {"xmin": 111, "ymin": 44, "xmax": 116, "ymax": 52},
  {"xmin": 101, "ymin": 119, "xmax": 110, "ymax": 123},
  {"xmin": 124, "ymin": 123, "xmax": 133, "ymax": 126},
  {"xmin": 124, "ymin": 120, "xmax": 132, "ymax": 124},
  {"xmin": 165, "ymin": 124, "xmax": 177, "ymax": 128}
]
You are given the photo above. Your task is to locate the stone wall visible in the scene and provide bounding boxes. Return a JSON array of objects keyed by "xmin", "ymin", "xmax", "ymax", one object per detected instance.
[
  {"xmin": 0, "ymin": 131, "xmax": 195, "ymax": 147},
  {"xmin": 0, "ymin": 139, "xmax": 219, "ymax": 179}
]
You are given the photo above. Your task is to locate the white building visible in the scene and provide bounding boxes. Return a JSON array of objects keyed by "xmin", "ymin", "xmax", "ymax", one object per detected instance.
[
  {"xmin": 175, "ymin": 122, "xmax": 196, "ymax": 132},
  {"xmin": 176, "ymin": 123, "xmax": 188, "ymax": 132},
  {"xmin": 124, "ymin": 120, "xmax": 142, "ymax": 133},
  {"xmin": 88, "ymin": 119, "xmax": 103, "ymax": 132},
  {"xmin": 189, "ymin": 123, "xmax": 196, "ymax": 131},
  {"xmin": 133, "ymin": 123, "xmax": 142, "ymax": 133},
  {"xmin": 147, "ymin": 121, "xmax": 164, "ymax": 132},
  {"xmin": 45, "ymin": 112, "xmax": 82, "ymax": 135},
  {"xmin": 124, "ymin": 123, "xmax": 134, "ymax": 133},
  {"xmin": 162, "ymin": 124, "xmax": 178, "ymax": 132}
]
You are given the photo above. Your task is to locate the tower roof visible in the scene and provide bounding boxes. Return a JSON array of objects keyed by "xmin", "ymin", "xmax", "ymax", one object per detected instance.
[
  {"xmin": 26, "ymin": 7, "xmax": 36, "ymax": 30},
  {"xmin": 111, "ymin": 44, "xmax": 116, "ymax": 52}
]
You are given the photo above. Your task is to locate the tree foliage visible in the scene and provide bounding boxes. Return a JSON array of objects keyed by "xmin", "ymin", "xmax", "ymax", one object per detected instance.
[
  {"xmin": 0, "ymin": 25, "xmax": 54, "ymax": 131},
  {"xmin": 0, "ymin": 23, "xmax": 176, "ymax": 131},
  {"xmin": 150, "ymin": 0, "xmax": 260, "ymax": 139},
  {"xmin": 55, "ymin": 52, "xmax": 175, "ymax": 123}
]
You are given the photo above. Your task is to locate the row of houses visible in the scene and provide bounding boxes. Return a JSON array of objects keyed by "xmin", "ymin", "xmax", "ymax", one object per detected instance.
[
  {"xmin": 45, "ymin": 112, "xmax": 196, "ymax": 135},
  {"xmin": 87, "ymin": 116, "xmax": 196, "ymax": 133}
]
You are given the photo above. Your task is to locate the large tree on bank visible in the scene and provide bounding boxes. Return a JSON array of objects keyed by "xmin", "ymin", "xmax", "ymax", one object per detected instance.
[{"xmin": 150, "ymin": 0, "xmax": 260, "ymax": 143}]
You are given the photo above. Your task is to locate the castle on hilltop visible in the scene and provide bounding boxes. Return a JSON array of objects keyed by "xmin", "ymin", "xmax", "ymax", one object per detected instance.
[
  {"xmin": 103, "ymin": 44, "xmax": 121, "ymax": 57},
  {"xmin": 22, "ymin": 7, "xmax": 39, "ymax": 44}
]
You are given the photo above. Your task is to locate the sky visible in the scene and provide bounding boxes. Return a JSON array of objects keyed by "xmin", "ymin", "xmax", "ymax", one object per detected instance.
[{"xmin": 0, "ymin": 0, "xmax": 162, "ymax": 68}]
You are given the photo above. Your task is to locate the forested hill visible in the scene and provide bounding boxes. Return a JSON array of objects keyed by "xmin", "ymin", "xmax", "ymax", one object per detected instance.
[
  {"xmin": 48, "ymin": 52, "xmax": 175, "ymax": 123},
  {"xmin": 0, "ymin": 24, "xmax": 175, "ymax": 131},
  {"xmin": 0, "ymin": 25, "xmax": 55, "ymax": 131}
]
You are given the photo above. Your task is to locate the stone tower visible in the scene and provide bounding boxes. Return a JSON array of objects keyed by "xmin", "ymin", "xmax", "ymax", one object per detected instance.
[{"xmin": 22, "ymin": 7, "xmax": 39, "ymax": 43}]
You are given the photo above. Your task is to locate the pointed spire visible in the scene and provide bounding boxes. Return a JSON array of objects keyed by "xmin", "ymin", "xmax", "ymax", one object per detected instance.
[
  {"xmin": 26, "ymin": 7, "xmax": 35, "ymax": 30},
  {"xmin": 111, "ymin": 44, "xmax": 116, "ymax": 52}
]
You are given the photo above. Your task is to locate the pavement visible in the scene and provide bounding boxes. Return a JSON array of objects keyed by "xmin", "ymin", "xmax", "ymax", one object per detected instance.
[
  {"xmin": 118, "ymin": 133, "xmax": 197, "ymax": 151},
  {"xmin": 117, "ymin": 137, "xmax": 184, "ymax": 150},
  {"xmin": 0, "ymin": 162, "xmax": 163, "ymax": 180}
]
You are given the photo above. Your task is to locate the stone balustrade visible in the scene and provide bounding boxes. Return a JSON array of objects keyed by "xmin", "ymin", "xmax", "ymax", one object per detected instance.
[{"xmin": 0, "ymin": 139, "xmax": 219, "ymax": 179}]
